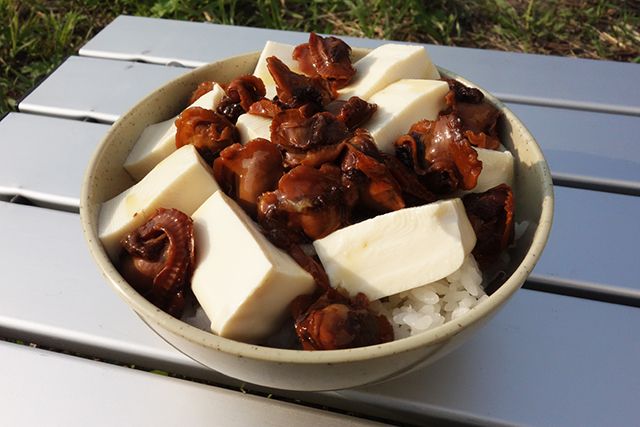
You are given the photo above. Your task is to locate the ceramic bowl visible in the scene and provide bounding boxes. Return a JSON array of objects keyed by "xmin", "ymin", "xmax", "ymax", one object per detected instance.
[{"xmin": 80, "ymin": 48, "xmax": 554, "ymax": 391}]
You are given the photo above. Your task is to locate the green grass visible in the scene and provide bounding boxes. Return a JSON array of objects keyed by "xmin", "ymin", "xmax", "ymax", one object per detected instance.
[{"xmin": 1, "ymin": 0, "xmax": 639, "ymax": 116}]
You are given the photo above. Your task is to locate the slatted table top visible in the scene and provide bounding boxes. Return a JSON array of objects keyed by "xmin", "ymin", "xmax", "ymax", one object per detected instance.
[{"xmin": 1, "ymin": 15, "xmax": 639, "ymax": 426}]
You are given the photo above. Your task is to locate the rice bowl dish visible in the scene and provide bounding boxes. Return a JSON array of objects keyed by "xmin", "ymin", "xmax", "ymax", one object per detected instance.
[{"xmin": 80, "ymin": 34, "xmax": 554, "ymax": 390}]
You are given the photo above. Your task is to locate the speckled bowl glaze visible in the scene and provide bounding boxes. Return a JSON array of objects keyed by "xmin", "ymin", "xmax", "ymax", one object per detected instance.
[{"xmin": 80, "ymin": 49, "xmax": 554, "ymax": 391}]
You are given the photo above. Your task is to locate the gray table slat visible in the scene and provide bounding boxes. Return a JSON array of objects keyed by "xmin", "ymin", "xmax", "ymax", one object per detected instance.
[
  {"xmin": 356, "ymin": 289, "xmax": 640, "ymax": 427},
  {"xmin": 1, "ymin": 201, "xmax": 639, "ymax": 426},
  {"xmin": 0, "ymin": 202, "xmax": 217, "ymax": 379},
  {"xmin": 530, "ymin": 186, "xmax": 640, "ymax": 301},
  {"xmin": 2, "ymin": 112, "xmax": 640, "ymax": 300},
  {"xmin": 14, "ymin": 56, "xmax": 640, "ymax": 193},
  {"xmin": 79, "ymin": 15, "xmax": 312, "ymax": 67},
  {"xmin": 509, "ymin": 104, "xmax": 640, "ymax": 195},
  {"xmin": 80, "ymin": 15, "xmax": 640, "ymax": 115},
  {"xmin": 0, "ymin": 342, "xmax": 382, "ymax": 427},
  {"xmin": 0, "ymin": 113, "xmax": 109, "ymax": 209},
  {"xmin": 18, "ymin": 56, "xmax": 188, "ymax": 123}
]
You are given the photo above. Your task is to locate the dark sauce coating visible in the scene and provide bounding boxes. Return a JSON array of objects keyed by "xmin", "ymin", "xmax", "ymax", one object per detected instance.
[
  {"xmin": 270, "ymin": 108, "xmax": 349, "ymax": 151},
  {"xmin": 463, "ymin": 184, "xmax": 515, "ymax": 267},
  {"xmin": 174, "ymin": 106, "xmax": 239, "ymax": 164},
  {"xmin": 394, "ymin": 113, "xmax": 482, "ymax": 194},
  {"xmin": 266, "ymin": 56, "xmax": 336, "ymax": 109},
  {"xmin": 282, "ymin": 141, "xmax": 346, "ymax": 169},
  {"xmin": 292, "ymin": 291, "xmax": 393, "ymax": 350},
  {"xmin": 381, "ymin": 153, "xmax": 436, "ymax": 206},
  {"xmin": 292, "ymin": 32, "xmax": 356, "ymax": 90},
  {"xmin": 341, "ymin": 130, "xmax": 405, "ymax": 213},
  {"xmin": 217, "ymin": 75, "xmax": 266, "ymax": 123},
  {"xmin": 327, "ymin": 96, "xmax": 378, "ymax": 131},
  {"xmin": 247, "ymin": 98, "xmax": 283, "ymax": 118},
  {"xmin": 444, "ymin": 78, "xmax": 484, "ymax": 103},
  {"xmin": 213, "ymin": 138, "xmax": 284, "ymax": 218},
  {"xmin": 444, "ymin": 79, "xmax": 501, "ymax": 150},
  {"xmin": 257, "ymin": 164, "xmax": 351, "ymax": 241}
]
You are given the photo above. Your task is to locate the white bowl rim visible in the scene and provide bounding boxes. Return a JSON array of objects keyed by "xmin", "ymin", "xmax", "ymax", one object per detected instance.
[{"xmin": 80, "ymin": 50, "xmax": 554, "ymax": 366}]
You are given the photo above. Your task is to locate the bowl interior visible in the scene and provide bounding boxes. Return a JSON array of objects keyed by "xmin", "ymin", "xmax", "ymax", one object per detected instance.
[{"xmin": 80, "ymin": 49, "xmax": 554, "ymax": 365}]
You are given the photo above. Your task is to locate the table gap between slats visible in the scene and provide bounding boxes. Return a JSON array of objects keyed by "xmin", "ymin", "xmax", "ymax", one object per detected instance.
[
  {"xmin": 551, "ymin": 177, "xmax": 639, "ymax": 198},
  {"xmin": 526, "ymin": 276, "xmax": 640, "ymax": 308}
]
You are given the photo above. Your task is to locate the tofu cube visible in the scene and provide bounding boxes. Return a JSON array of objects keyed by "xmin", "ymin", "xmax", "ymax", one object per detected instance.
[
  {"xmin": 338, "ymin": 44, "xmax": 440, "ymax": 101},
  {"xmin": 99, "ymin": 144, "xmax": 219, "ymax": 260},
  {"xmin": 365, "ymin": 79, "xmax": 449, "ymax": 153},
  {"xmin": 313, "ymin": 198, "xmax": 476, "ymax": 300},
  {"xmin": 236, "ymin": 113, "xmax": 272, "ymax": 143},
  {"xmin": 253, "ymin": 41, "xmax": 302, "ymax": 99},
  {"xmin": 191, "ymin": 191, "xmax": 315, "ymax": 343},
  {"xmin": 124, "ymin": 84, "xmax": 226, "ymax": 181},
  {"xmin": 473, "ymin": 147, "xmax": 515, "ymax": 193}
]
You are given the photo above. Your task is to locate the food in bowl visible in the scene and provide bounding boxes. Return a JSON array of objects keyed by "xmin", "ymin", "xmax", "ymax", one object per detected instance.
[
  {"xmin": 98, "ymin": 33, "xmax": 521, "ymax": 352},
  {"xmin": 81, "ymin": 32, "xmax": 552, "ymax": 390}
]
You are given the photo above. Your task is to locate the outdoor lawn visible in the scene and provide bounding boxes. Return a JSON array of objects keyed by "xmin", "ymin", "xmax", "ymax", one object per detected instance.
[{"xmin": 1, "ymin": 0, "xmax": 638, "ymax": 116}]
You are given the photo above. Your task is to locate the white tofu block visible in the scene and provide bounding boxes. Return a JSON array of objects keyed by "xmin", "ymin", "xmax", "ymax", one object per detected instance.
[
  {"xmin": 472, "ymin": 147, "xmax": 514, "ymax": 193},
  {"xmin": 236, "ymin": 113, "xmax": 272, "ymax": 143},
  {"xmin": 191, "ymin": 191, "xmax": 315, "ymax": 343},
  {"xmin": 338, "ymin": 44, "xmax": 440, "ymax": 101},
  {"xmin": 124, "ymin": 85, "xmax": 226, "ymax": 181},
  {"xmin": 365, "ymin": 79, "xmax": 449, "ymax": 153},
  {"xmin": 123, "ymin": 118, "xmax": 177, "ymax": 182},
  {"xmin": 313, "ymin": 199, "xmax": 476, "ymax": 300},
  {"xmin": 253, "ymin": 41, "xmax": 302, "ymax": 99},
  {"xmin": 189, "ymin": 84, "xmax": 226, "ymax": 111},
  {"xmin": 99, "ymin": 145, "xmax": 219, "ymax": 260}
]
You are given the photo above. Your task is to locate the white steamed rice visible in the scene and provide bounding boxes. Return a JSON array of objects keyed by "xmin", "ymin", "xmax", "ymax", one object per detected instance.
[
  {"xmin": 375, "ymin": 254, "xmax": 489, "ymax": 339},
  {"xmin": 183, "ymin": 252, "xmax": 496, "ymax": 344}
]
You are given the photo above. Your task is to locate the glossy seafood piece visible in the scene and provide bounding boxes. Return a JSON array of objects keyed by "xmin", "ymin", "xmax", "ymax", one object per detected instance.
[
  {"xmin": 341, "ymin": 130, "xmax": 405, "ymax": 213},
  {"xmin": 213, "ymin": 138, "xmax": 284, "ymax": 217},
  {"xmin": 293, "ymin": 32, "xmax": 356, "ymax": 89},
  {"xmin": 293, "ymin": 291, "xmax": 393, "ymax": 350},
  {"xmin": 247, "ymin": 98, "xmax": 283, "ymax": 118},
  {"xmin": 119, "ymin": 208, "xmax": 195, "ymax": 318},
  {"xmin": 394, "ymin": 113, "xmax": 482, "ymax": 194},
  {"xmin": 258, "ymin": 165, "xmax": 351, "ymax": 242},
  {"xmin": 445, "ymin": 78, "xmax": 502, "ymax": 150},
  {"xmin": 326, "ymin": 96, "xmax": 377, "ymax": 131},
  {"xmin": 381, "ymin": 154, "xmax": 436, "ymax": 206},
  {"xmin": 282, "ymin": 141, "xmax": 347, "ymax": 169},
  {"xmin": 270, "ymin": 109, "xmax": 349, "ymax": 151},
  {"xmin": 463, "ymin": 184, "xmax": 514, "ymax": 266},
  {"xmin": 175, "ymin": 106, "xmax": 239, "ymax": 164},
  {"xmin": 215, "ymin": 75, "xmax": 266, "ymax": 123},
  {"xmin": 266, "ymin": 56, "xmax": 335, "ymax": 108}
]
